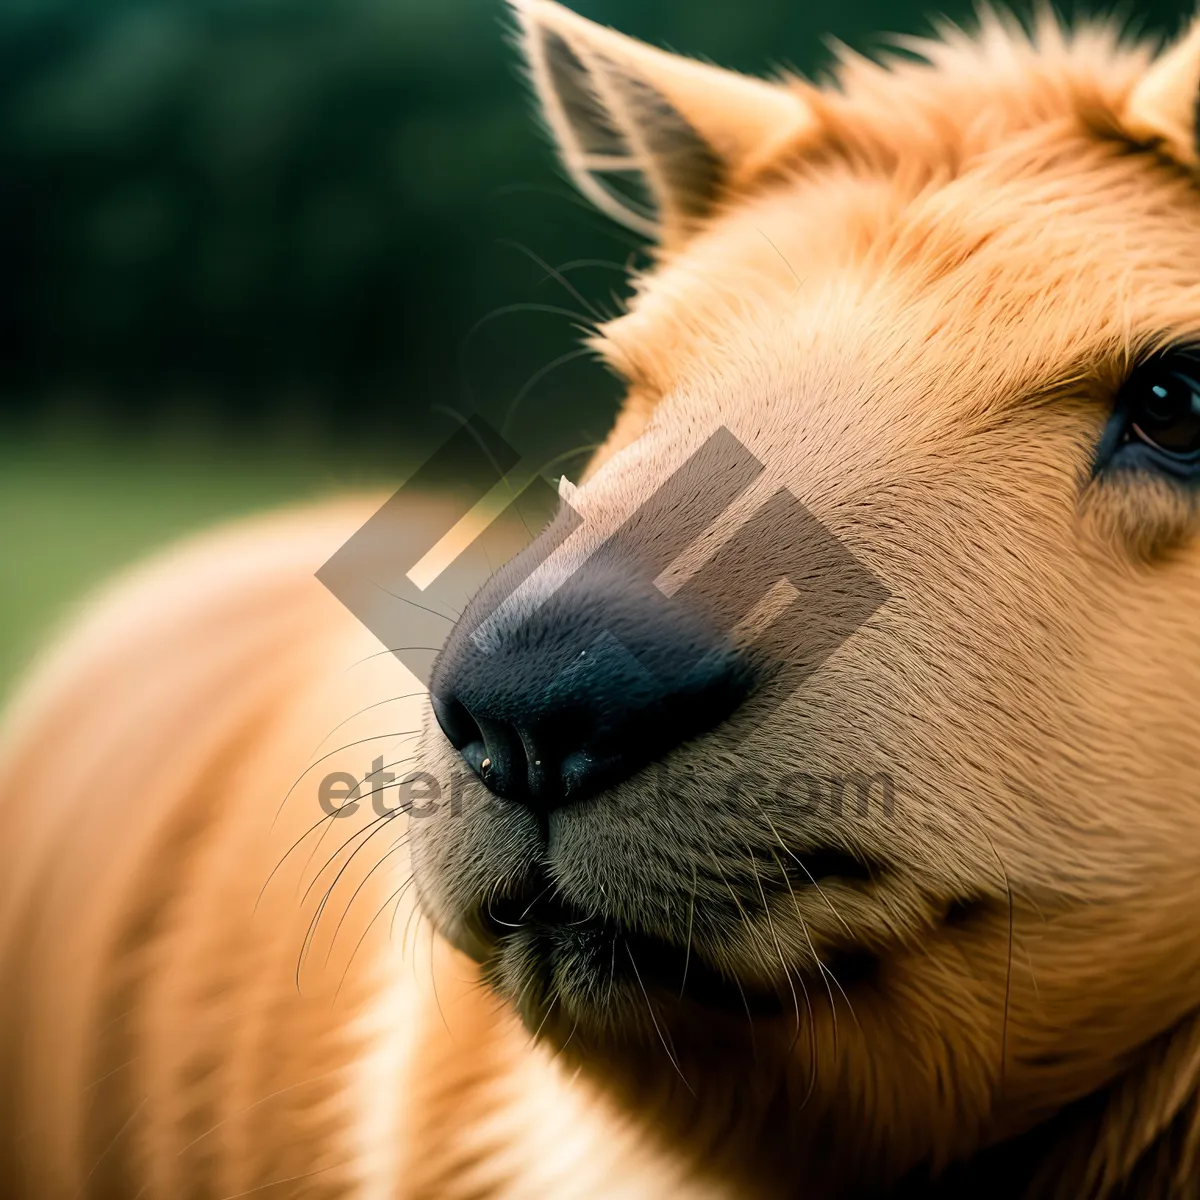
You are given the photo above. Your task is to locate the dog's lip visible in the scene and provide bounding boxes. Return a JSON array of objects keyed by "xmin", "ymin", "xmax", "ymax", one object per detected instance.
[{"xmin": 479, "ymin": 889, "xmax": 791, "ymax": 1018}]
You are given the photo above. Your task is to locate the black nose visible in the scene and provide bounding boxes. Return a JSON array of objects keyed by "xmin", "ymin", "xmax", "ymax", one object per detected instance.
[{"xmin": 430, "ymin": 557, "xmax": 752, "ymax": 813}]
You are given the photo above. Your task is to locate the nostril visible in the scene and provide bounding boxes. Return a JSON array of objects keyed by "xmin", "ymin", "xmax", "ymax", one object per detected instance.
[
  {"xmin": 431, "ymin": 693, "xmax": 480, "ymax": 752},
  {"xmin": 432, "ymin": 694, "xmax": 505, "ymax": 788},
  {"xmin": 473, "ymin": 717, "xmax": 527, "ymax": 797},
  {"xmin": 433, "ymin": 693, "xmax": 541, "ymax": 801}
]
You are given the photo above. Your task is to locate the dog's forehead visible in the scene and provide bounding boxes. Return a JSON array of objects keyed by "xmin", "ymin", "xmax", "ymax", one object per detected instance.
[{"xmin": 603, "ymin": 131, "xmax": 1200, "ymax": 417}]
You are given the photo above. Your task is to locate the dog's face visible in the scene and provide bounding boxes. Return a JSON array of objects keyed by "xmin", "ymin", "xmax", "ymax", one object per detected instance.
[{"xmin": 412, "ymin": 2, "xmax": 1200, "ymax": 1189}]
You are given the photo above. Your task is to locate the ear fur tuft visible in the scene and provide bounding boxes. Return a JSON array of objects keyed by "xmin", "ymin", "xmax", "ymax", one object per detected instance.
[
  {"xmin": 509, "ymin": 0, "xmax": 813, "ymax": 245},
  {"xmin": 1122, "ymin": 16, "xmax": 1200, "ymax": 169}
]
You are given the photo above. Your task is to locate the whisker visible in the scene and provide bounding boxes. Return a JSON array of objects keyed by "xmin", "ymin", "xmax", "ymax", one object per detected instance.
[
  {"xmin": 257, "ymin": 806, "xmax": 351, "ymax": 914},
  {"xmin": 262, "ymin": 746, "xmax": 420, "ymax": 912},
  {"xmin": 398, "ymin": 892, "xmax": 423, "ymax": 955},
  {"xmin": 388, "ymin": 874, "xmax": 421, "ymax": 946},
  {"xmin": 296, "ymin": 810, "xmax": 404, "ymax": 986},
  {"xmin": 749, "ymin": 793, "xmax": 853, "ymax": 1021},
  {"xmin": 756, "ymin": 227, "xmax": 808, "ymax": 296},
  {"xmin": 985, "ymin": 832, "xmax": 1015, "ymax": 1095},
  {"xmin": 296, "ymin": 753, "xmax": 419, "ymax": 898},
  {"xmin": 549, "ymin": 258, "xmax": 633, "ymax": 278},
  {"xmin": 429, "ymin": 915, "xmax": 451, "ymax": 1035},
  {"xmin": 528, "ymin": 441, "xmax": 603, "ymax": 481},
  {"xmin": 704, "ymin": 844, "xmax": 761, "ymax": 1060},
  {"xmin": 172, "ymin": 1069, "xmax": 345, "ymax": 1158},
  {"xmin": 464, "ymin": 301, "xmax": 598, "ymax": 341},
  {"xmin": 501, "ymin": 346, "xmax": 595, "ymax": 438},
  {"xmin": 518, "ymin": 882, "xmax": 556, "ymax": 923},
  {"xmin": 487, "ymin": 182, "xmax": 646, "ymax": 250},
  {"xmin": 455, "ymin": 301, "xmax": 594, "ymax": 414},
  {"xmin": 624, "ymin": 942, "xmax": 695, "ymax": 1097},
  {"xmin": 677, "ymin": 862, "xmax": 697, "ymax": 1002},
  {"xmin": 345, "ymin": 647, "xmax": 445, "ymax": 669},
  {"xmin": 325, "ymin": 828, "xmax": 414, "ymax": 970},
  {"xmin": 767, "ymin": 845, "xmax": 857, "ymax": 1049},
  {"xmin": 214, "ymin": 1165, "xmax": 335, "ymax": 1199},
  {"xmin": 308, "ymin": 692, "xmax": 429, "ymax": 757},
  {"xmin": 748, "ymin": 845, "xmax": 813, "ymax": 1095},
  {"xmin": 336, "ymin": 867, "xmax": 419, "ymax": 999},
  {"xmin": 747, "ymin": 793, "xmax": 855, "ymax": 941},
  {"xmin": 368, "ymin": 580, "xmax": 460, "ymax": 624},
  {"xmin": 271, "ymin": 731, "xmax": 421, "ymax": 827},
  {"xmin": 75, "ymin": 1096, "xmax": 148, "ymax": 1198},
  {"xmin": 530, "ymin": 991, "xmax": 560, "ymax": 1042},
  {"xmin": 497, "ymin": 239, "xmax": 606, "ymax": 322},
  {"xmin": 551, "ymin": 1012, "xmax": 582, "ymax": 1062}
]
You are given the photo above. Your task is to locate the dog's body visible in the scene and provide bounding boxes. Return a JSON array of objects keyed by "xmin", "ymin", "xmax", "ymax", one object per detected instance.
[
  {"xmin": 6, "ymin": 3, "xmax": 1200, "ymax": 1195},
  {"xmin": 0, "ymin": 503, "xmax": 719, "ymax": 1198}
]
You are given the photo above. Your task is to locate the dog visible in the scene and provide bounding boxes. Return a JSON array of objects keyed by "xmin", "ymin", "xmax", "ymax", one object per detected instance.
[{"xmin": 4, "ymin": 1, "xmax": 1200, "ymax": 1195}]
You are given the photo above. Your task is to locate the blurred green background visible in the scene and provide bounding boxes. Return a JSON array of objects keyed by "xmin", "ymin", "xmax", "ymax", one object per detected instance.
[{"xmin": 0, "ymin": 0, "xmax": 1191, "ymax": 696}]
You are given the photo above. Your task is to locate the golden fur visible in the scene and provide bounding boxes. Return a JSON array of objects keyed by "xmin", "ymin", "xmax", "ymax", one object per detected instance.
[{"xmin": 4, "ymin": 3, "xmax": 1200, "ymax": 1195}]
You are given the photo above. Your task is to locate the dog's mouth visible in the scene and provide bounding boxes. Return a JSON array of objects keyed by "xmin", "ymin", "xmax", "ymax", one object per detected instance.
[
  {"xmin": 483, "ymin": 890, "xmax": 784, "ymax": 1018},
  {"xmin": 474, "ymin": 885, "xmax": 878, "ymax": 1030}
]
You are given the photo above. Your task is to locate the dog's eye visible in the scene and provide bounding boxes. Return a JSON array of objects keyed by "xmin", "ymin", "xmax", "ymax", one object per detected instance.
[
  {"xmin": 1127, "ymin": 361, "xmax": 1200, "ymax": 456},
  {"xmin": 1100, "ymin": 353, "xmax": 1200, "ymax": 478}
]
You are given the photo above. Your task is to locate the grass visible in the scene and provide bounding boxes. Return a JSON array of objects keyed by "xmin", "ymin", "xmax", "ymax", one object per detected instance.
[{"xmin": 0, "ymin": 433, "xmax": 399, "ymax": 700}]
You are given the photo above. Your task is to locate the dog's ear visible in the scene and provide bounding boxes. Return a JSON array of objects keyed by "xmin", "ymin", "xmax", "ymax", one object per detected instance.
[
  {"xmin": 1122, "ymin": 15, "xmax": 1200, "ymax": 169},
  {"xmin": 509, "ymin": 0, "xmax": 813, "ymax": 247}
]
